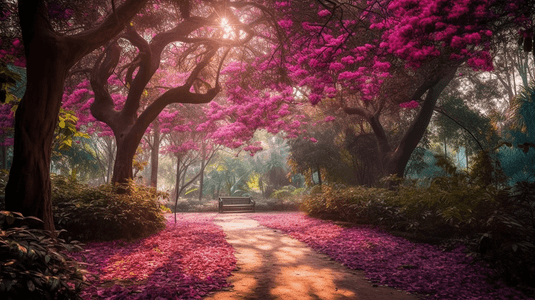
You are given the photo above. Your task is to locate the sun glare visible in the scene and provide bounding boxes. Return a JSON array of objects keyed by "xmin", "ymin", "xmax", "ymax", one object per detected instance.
[{"xmin": 220, "ymin": 17, "xmax": 233, "ymax": 38}]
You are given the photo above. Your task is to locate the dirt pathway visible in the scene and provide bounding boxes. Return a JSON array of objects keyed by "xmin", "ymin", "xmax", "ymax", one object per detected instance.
[{"xmin": 204, "ymin": 214, "xmax": 419, "ymax": 300}]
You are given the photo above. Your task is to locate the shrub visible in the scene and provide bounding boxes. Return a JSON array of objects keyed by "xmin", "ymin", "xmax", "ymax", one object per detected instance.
[
  {"xmin": 471, "ymin": 181, "xmax": 535, "ymax": 288},
  {"xmin": 265, "ymin": 185, "xmax": 303, "ymax": 211},
  {"xmin": 300, "ymin": 175, "xmax": 504, "ymax": 237},
  {"xmin": 52, "ymin": 176, "xmax": 167, "ymax": 241},
  {"xmin": 386, "ymin": 175, "xmax": 505, "ymax": 236},
  {"xmin": 300, "ymin": 184, "xmax": 394, "ymax": 222},
  {"xmin": 270, "ymin": 185, "xmax": 296, "ymax": 200},
  {"xmin": 0, "ymin": 211, "xmax": 86, "ymax": 300}
]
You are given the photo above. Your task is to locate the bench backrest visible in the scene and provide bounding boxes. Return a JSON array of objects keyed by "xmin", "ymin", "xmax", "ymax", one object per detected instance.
[{"xmin": 219, "ymin": 197, "xmax": 252, "ymax": 205}]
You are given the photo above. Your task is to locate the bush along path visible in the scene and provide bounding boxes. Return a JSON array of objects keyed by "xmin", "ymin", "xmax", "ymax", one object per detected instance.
[
  {"xmin": 250, "ymin": 213, "xmax": 533, "ymax": 300},
  {"xmin": 71, "ymin": 214, "xmax": 235, "ymax": 299}
]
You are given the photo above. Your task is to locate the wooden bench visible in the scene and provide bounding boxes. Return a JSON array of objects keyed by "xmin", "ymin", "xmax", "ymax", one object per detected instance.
[{"xmin": 219, "ymin": 197, "xmax": 255, "ymax": 213}]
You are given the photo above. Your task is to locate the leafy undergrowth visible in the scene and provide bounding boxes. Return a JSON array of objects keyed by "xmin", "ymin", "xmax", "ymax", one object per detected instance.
[
  {"xmin": 250, "ymin": 212, "xmax": 533, "ymax": 300},
  {"xmin": 72, "ymin": 213, "xmax": 235, "ymax": 299}
]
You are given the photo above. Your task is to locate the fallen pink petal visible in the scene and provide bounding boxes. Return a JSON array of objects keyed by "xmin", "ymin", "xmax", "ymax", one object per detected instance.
[{"xmin": 71, "ymin": 214, "xmax": 235, "ymax": 300}]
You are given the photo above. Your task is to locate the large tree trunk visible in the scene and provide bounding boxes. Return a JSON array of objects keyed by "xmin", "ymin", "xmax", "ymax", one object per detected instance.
[
  {"xmin": 5, "ymin": 0, "xmax": 148, "ymax": 231},
  {"xmin": 106, "ymin": 138, "xmax": 116, "ymax": 183},
  {"xmin": 111, "ymin": 130, "xmax": 139, "ymax": 191},
  {"xmin": 385, "ymin": 66, "xmax": 458, "ymax": 178},
  {"xmin": 344, "ymin": 65, "xmax": 458, "ymax": 184},
  {"xmin": 5, "ymin": 50, "xmax": 68, "ymax": 232},
  {"xmin": 5, "ymin": 2, "xmax": 69, "ymax": 231}
]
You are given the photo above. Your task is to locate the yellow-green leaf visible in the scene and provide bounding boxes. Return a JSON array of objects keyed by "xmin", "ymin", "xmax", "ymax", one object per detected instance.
[
  {"xmin": 5, "ymin": 93, "xmax": 16, "ymax": 104},
  {"xmin": 74, "ymin": 132, "xmax": 90, "ymax": 139},
  {"xmin": 63, "ymin": 139, "xmax": 72, "ymax": 148}
]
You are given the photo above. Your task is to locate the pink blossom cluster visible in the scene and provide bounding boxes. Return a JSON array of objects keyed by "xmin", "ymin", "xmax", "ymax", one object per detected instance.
[
  {"xmin": 243, "ymin": 144, "xmax": 264, "ymax": 155},
  {"xmin": 72, "ymin": 213, "xmax": 235, "ymax": 299},
  {"xmin": 62, "ymin": 79, "xmax": 123, "ymax": 136},
  {"xmin": 284, "ymin": 18, "xmax": 392, "ymax": 103},
  {"xmin": 323, "ymin": 116, "xmax": 336, "ymax": 122},
  {"xmin": 200, "ymin": 58, "xmax": 304, "ymax": 153},
  {"xmin": 376, "ymin": 0, "xmax": 495, "ymax": 71},
  {"xmin": 318, "ymin": 9, "xmax": 331, "ymax": 17},
  {"xmin": 399, "ymin": 100, "xmax": 420, "ymax": 109},
  {"xmin": 164, "ymin": 140, "xmax": 199, "ymax": 154},
  {"xmin": 0, "ymin": 39, "xmax": 25, "ymax": 67},
  {"xmin": 250, "ymin": 213, "xmax": 532, "ymax": 300},
  {"xmin": 276, "ymin": 0, "xmax": 508, "ymax": 109},
  {"xmin": 47, "ymin": 2, "xmax": 74, "ymax": 21}
]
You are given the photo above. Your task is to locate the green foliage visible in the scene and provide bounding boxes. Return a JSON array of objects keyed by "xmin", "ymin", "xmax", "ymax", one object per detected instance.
[
  {"xmin": 0, "ymin": 169, "xmax": 7, "ymax": 192},
  {"xmin": 54, "ymin": 108, "xmax": 89, "ymax": 152},
  {"xmin": 390, "ymin": 176, "xmax": 503, "ymax": 235},
  {"xmin": 264, "ymin": 185, "xmax": 303, "ymax": 211},
  {"xmin": 434, "ymin": 95, "xmax": 496, "ymax": 156},
  {"xmin": 0, "ymin": 211, "xmax": 86, "ymax": 300},
  {"xmin": 404, "ymin": 146, "xmax": 431, "ymax": 178},
  {"xmin": 270, "ymin": 185, "xmax": 296, "ymax": 200},
  {"xmin": 300, "ymin": 184, "xmax": 394, "ymax": 222},
  {"xmin": 0, "ymin": 64, "xmax": 22, "ymax": 105},
  {"xmin": 302, "ymin": 151, "xmax": 507, "ymax": 234},
  {"xmin": 51, "ymin": 138, "xmax": 100, "ymax": 182},
  {"xmin": 289, "ymin": 128, "xmax": 350, "ymax": 186},
  {"xmin": 229, "ymin": 172, "xmax": 252, "ymax": 197},
  {"xmin": 499, "ymin": 83, "xmax": 535, "ymax": 184},
  {"xmin": 469, "ymin": 150, "xmax": 507, "ymax": 187},
  {"xmin": 202, "ymin": 155, "xmax": 253, "ymax": 198},
  {"xmin": 51, "ymin": 176, "xmax": 167, "ymax": 241},
  {"xmin": 252, "ymin": 133, "xmax": 292, "ymax": 195},
  {"xmin": 470, "ymin": 181, "xmax": 535, "ymax": 287},
  {"xmin": 343, "ymin": 131, "xmax": 383, "ymax": 186}
]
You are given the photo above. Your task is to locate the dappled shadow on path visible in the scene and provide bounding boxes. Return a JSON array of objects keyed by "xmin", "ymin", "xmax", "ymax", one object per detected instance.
[{"xmin": 206, "ymin": 214, "xmax": 417, "ymax": 300}]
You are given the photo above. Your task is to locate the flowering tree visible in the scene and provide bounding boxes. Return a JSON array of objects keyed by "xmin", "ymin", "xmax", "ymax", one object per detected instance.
[
  {"xmin": 2, "ymin": 0, "xmax": 148, "ymax": 230},
  {"xmin": 89, "ymin": 0, "xmax": 284, "ymax": 191},
  {"xmin": 158, "ymin": 105, "xmax": 218, "ymax": 212},
  {"xmin": 164, "ymin": 115, "xmax": 217, "ymax": 218},
  {"xmin": 61, "ymin": 77, "xmax": 122, "ymax": 183},
  {"xmin": 276, "ymin": 0, "xmax": 534, "ymax": 182}
]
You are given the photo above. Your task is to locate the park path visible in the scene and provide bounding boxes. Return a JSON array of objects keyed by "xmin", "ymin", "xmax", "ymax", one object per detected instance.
[{"xmin": 204, "ymin": 213, "xmax": 419, "ymax": 300}]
